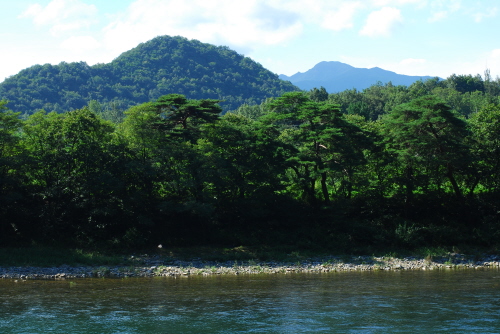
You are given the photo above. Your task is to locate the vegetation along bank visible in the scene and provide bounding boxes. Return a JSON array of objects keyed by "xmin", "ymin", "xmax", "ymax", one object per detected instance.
[{"xmin": 2, "ymin": 253, "xmax": 500, "ymax": 280}]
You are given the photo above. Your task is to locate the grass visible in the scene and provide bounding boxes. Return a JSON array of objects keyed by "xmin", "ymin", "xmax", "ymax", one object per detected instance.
[
  {"xmin": 158, "ymin": 245, "xmax": 327, "ymax": 263},
  {"xmin": 0, "ymin": 246, "xmax": 129, "ymax": 267},
  {"xmin": 0, "ymin": 244, "xmax": 327, "ymax": 267},
  {"xmin": 415, "ymin": 246, "xmax": 450, "ymax": 262},
  {"xmin": 0, "ymin": 244, "xmax": 492, "ymax": 268}
]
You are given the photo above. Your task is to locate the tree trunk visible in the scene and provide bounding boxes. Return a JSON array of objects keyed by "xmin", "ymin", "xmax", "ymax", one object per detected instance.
[
  {"xmin": 446, "ymin": 163, "xmax": 462, "ymax": 198},
  {"xmin": 321, "ymin": 172, "xmax": 329, "ymax": 203}
]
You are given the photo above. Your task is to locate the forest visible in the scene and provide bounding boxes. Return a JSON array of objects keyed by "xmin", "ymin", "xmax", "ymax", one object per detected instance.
[
  {"xmin": 1, "ymin": 70, "xmax": 500, "ymax": 254},
  {"xmin": 0, "ymin": 36, "xmax": 298, "ymax": 116}
]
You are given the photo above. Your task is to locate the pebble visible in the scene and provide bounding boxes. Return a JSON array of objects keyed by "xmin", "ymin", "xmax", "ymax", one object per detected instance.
[{"xmin": 1, "ymin": 254, "xmax": 499, "ymax": 280}]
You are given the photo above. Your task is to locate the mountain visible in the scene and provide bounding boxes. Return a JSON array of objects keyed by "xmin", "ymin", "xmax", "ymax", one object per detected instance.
[
  {"xmin": 279, "ymin": 61, "xmax": 439, "ymax": 93},
  {"xmin": 0, "ymin": 36, "xmax": 299, "ymax": 114}
]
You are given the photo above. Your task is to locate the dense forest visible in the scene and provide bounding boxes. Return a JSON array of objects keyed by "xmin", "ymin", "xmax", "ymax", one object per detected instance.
[
  {"xmin": 0, "ymin": 35, "xmax": 298, "ymax": 116},
  {"xmin": 1, "ymin": 69, "xmax": 500, "ymax": 253}
]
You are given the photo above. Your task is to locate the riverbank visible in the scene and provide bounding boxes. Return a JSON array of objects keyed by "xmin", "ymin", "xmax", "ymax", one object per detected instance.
[{"xmin": 2, "ymin": 253, "xmax": 500, "ymax": 279}]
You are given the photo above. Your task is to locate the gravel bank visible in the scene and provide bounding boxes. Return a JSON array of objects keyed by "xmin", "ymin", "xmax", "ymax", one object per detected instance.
[{"xmin": 2, "ymin": 254, "xmax": 500, "ymax": 280}]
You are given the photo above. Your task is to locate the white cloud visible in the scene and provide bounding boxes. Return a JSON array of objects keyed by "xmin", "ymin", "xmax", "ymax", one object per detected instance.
[
  {"xmin": 400, "ymin": 58, "xmax": 426, "ymax": 65},
  {"xmin": 60, "ymin": 35, "xmax": 100, "ymax": 52},
  {"xmin": 389, "ymin": 58, "xmax": 432, "ymax": 76},
  {"xmin": 370, "ymin": 0, "xmax": 424, "ymax": 6},
  {"xmin": 321, "ymin": 2, "xmax": 364, "ymax": 31},
  {"xmin": 473, "ymin": 7, "xmax": 498, "ymax": 23},
  {"xmin": 100, "ymin": 0, "xmax": 305, "ymax": 55},
  {"xmin": 428, "ymin": 0, "xmax": 461, "ymax": 22},
  {"xmin": 486, "ymin": 49, "xmax": 500, "ymax": 78},
  {"xmin": 428, "ymin": 10, "xmax": 448, "ymax": 22},
  {"xmin": 19, "ymin": 0, "xmax": 98, "ymax": 36},
  {"xmin": 426, "ymin": 1, "xmax": 499, "ymax": 23},
  {"xmin": 359, "ymin": 7, "xmax": 403, "ymax": 37},
  {"xmin": 422, "ymin": 49, "xmax": 500, "ymax": 79},
  {"xmin": 491, "ymin": 49, "xmax": 500, "ymax": 58}
]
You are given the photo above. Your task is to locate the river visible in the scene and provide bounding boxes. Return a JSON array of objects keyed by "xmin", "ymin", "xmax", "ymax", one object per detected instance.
[{"xmin": 1, "ymin": 269, "xmax": 500, "ymax": 333}]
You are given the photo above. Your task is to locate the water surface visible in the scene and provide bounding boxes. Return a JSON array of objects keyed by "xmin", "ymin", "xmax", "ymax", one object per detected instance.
[{"xmin": 1, "ymin": 269, "xmax": 500, "ymax": 333}]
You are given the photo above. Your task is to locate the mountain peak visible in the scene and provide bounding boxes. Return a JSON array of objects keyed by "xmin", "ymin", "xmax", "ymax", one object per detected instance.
[
  {"xmin": 280, "ymin": 61, "xmax": 438, "ymax": 92},
  {"xmin": 0, "ymin": 35, "xmax": 299, "ymax": 114}
]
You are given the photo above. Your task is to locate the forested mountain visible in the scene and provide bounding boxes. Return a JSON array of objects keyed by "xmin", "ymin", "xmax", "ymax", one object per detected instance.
[
  {"xmin": 279, "ymin": 61, "xmax": 438, "ymax": 92},
  {"xmin": 0, "ymin": 35, "xmax": 299, "ymax": 115}
]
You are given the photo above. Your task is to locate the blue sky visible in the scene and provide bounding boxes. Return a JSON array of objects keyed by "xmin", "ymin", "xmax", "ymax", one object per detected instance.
[{"xmin": 1, "ymin": 0, "xmax": 499, "ymax": 83}]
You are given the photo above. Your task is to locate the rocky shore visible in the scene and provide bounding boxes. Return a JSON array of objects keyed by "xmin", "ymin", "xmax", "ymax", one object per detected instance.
[{"xmin": 1, "ymin": 253, "xmax": 500, "ymax": 280}]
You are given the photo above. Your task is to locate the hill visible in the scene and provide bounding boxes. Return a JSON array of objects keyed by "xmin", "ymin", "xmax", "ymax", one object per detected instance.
[
  {"xmin": 279, "ymin": 61, "xmax": 439, "ymax": 92},
  {"xmin": 0, "ymin": 35, "xmax": 299, "ymax": 114}
]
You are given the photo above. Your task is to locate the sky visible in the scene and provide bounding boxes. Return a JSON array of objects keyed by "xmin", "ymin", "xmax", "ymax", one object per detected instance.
[{"xmin": 1, "ymin": 0, "xmax": 500, "ymax": 83}]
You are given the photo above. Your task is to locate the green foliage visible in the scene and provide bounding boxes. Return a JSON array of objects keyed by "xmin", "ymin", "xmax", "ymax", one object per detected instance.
[
  {"xmin": 328, "ymin": 74, "xmax": 500, "ymax": 120},
  {"xmin": 0, "ymin": 247, "xmax": 128, "ymax": 267},
  {"xmin": 0, "ymin": 100, "xmax": 26, "ymax": 243},
  {"xmin": 468, "ymin": 104, "xmax": 500, "ymax": 192},
  {"xmin": 264, "ymin": 92, "xmax": 372, "ymax": 204},
  {"xmin": 3, "ymin": 84, "xmax": 500, "ymax": 253},
  {"xmin": 382, "ymin": 95, "xmax": 470, "ymax": 198},
  {"xmin": 230, "ymin": 99, "xmax": 273, "ymax": 120},
  {"xmin": 0, "ymin": 36, "xmax": 299, "ymax": 115},
  {"xmin": 19, "ymin": 108, "xmax": 141, "ymax": 244},
  {"xmin": 446, "ymin": 73, "xmax": 484, "ymax": 94}
]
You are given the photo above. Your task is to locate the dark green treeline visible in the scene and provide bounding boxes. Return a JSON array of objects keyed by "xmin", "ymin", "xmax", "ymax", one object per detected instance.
[{"xmin": 1, "ymin": 78, "xmax": 500, "ymax": 252}]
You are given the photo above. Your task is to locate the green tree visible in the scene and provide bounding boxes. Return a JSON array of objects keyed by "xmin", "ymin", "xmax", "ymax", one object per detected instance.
[
  {"xmin": 119, "ymin": 95, "xmax": 226, "ymax": 244},
  {"xmin": 199, "ymin": 113, "xmax": 286, "ymax": 202},
  {"xmin": 308, "ymin": 86, "xmax": 329, "ymax": 102},
  {"xmin": 230, "ymin": 98, "xmax": 274, "ymax": 121},
  {"xmin": 152, "ymin": 94, "xmax": 222, "ymax": 140},
  {"xmin": 446, "ymin": 74, "xmax": 484, "ymax": 94},
  {"xmin": 468, "ymin": 104, "xmax": 500, "ymax": 193},
  {"xmin": 0, "ymin": 100, "xmax": 25, "ymax": 242},
  {"xmin": 20, "ymin": 108, "xmax": 132, "ymax": 244},
  {"xmin": 264, "ymin": 92, "xmax": 371, "ymax": 204},
  {"xmin": 383, "ymin": 95, "xmax": 470, "ymax": 199}
]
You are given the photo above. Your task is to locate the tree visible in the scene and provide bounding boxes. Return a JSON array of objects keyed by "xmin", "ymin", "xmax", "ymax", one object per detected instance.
[
  {"xmin": 20, "ymin": 108, "xmax": 132, "ymax": 244},
  {"xmin": 263, "ymin": 92, "xmax": 371, "ymax": 204},
  {"xmin": 118, "ymin": 95, "xmax": 226, "ymax": 243},
  {"xmin": 383, "ymin": 95, "xmax": 470, "ymax": 199},
  {"xmin": 468, "ymin": 104, "xmax": 500, "ymax": 193},
  {"xmin": 446, "ymin": 74, "xmax": 484, "ymax": 94},
  {"xmin": 152, "ymin": 94, "xmax": 222, "ymax": 140},
  {"xmin": 199, "ymin": 113, "xmax": 287, "ymax": 201},
  {"xmin": 308, "ymin": 87, "xmax": 329, "ymax": 102},
  {"xmin": 230, "ymin": 98, "xmax": 274, "ymax": 121},
  {"xmin": 0, "ymin": 100, "xmax": 25, "ymax": 242}
]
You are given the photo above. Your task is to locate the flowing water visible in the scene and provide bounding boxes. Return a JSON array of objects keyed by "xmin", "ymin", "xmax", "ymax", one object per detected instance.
[{"xmin": 1, "ymin": 269, "xmax": 500, "ymax": 333}]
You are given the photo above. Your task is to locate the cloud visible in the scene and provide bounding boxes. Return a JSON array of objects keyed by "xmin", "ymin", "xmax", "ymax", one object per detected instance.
[
  {"xmin": 107, "ymin": 0, "xmax": 429, "ymax": 48},
  {"xmin": 400, "ymin": 58, "xmax": 426, "ymax": 65},
  {"xmin": 60, "ymin": 36, "xmax": 100, "ymax": 52},
  {"xmin": 102, "ymin": 0, "xmax": 408, "ymax": 55},
  {"xmin": 473, "ymin": 7, "xmax": 498, "ymax": 23},
  {"xmin": 321, "ymin": 2, "xmax": 364, "ymax": 31},
  {"xmin": 428, "ymin": 11, "xmax": 448, "ymax": 22},
  {"xmin": 491, "ymin": 49, "xmax": 500, "ymax": 58},
  {"xmin": 486, "ymin": 49, "xmax": 500, "ymax": 78},
  {"xmin": 370, "ymin": 0, "xmax": 423, "ymax": 6},
  {"xmin": 101, "ymin": 0, "xmax": 305, "ymax": 55},
  {"xmin": 19, "ymin": 0, "xmax": 98, "ymax": 36},
  {"xmin": 428, "ymin": 0, "xmax": 461, "ymax": 22},
  {"xmin": 359, "ymin": 7, "xmax": 403, "ymax": 37}
]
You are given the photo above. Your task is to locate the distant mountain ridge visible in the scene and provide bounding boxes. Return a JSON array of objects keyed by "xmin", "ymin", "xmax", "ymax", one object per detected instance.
[{"xmin": 279, "ymin": 61, "xmax": 439, "ymax": 92}]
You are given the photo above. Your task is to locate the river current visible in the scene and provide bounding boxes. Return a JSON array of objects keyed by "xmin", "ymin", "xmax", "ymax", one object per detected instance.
[{"xmin": 1, "ymin": 269, "xmax": 500, "ymax": 333}]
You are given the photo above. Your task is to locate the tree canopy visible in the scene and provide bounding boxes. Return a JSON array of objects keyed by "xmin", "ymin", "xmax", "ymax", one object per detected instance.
[{"xmin": 0, "ymin": 35, "xmax": 299, "ymax": 115}]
